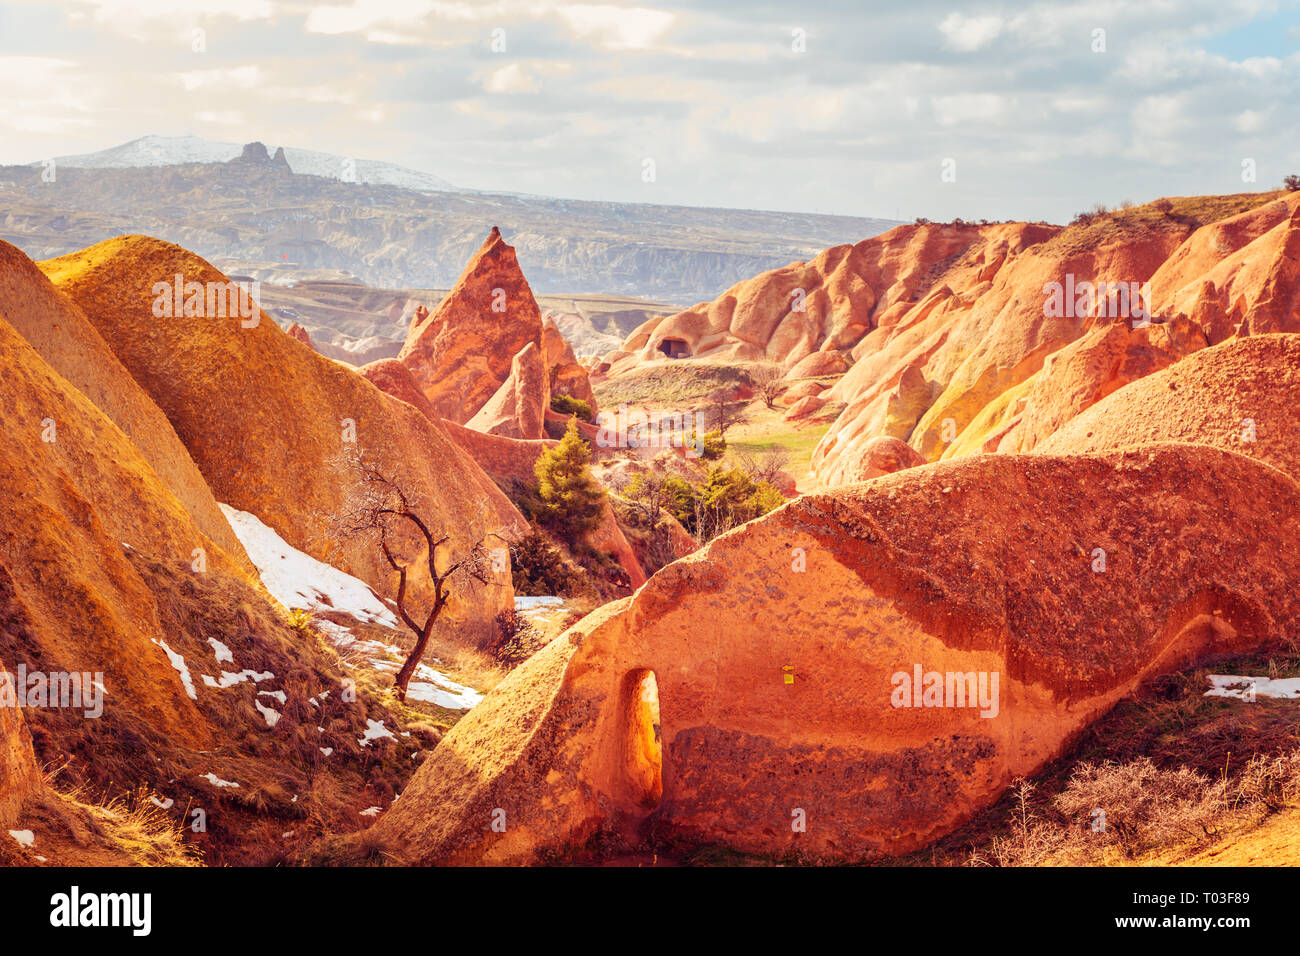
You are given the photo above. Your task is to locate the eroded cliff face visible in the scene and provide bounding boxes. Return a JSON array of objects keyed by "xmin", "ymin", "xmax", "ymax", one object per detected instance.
[
  {"xmin": 809, "ymin": 193, "xmax": 1300, "ymax": 487},
  {"xmin": 600, "ymin": 221, "xmax": 1044, "ymax": 376},
  {"xmin": 376, "ymin": 441, "xmax": 1300, "ymax": 864}
]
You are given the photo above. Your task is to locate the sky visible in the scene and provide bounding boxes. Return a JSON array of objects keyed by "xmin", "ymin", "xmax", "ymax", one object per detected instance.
[{"xmin": 0, "ymin": 0, "xmax": 1297, "ymax": 223}]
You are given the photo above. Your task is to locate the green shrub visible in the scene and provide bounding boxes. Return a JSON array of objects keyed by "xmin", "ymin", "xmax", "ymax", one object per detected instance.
[
  {"xmin": 665, "ymin": 466, "xmax": 784, "ymax": 542},
  {"xmin": 549, "ymin": 394, "xmax": 594, "ymax": 424},
  {"xmin": 696, "ymin": 429, "xmax": 726, "ymax": 460},
  {"xmin": 509, "ymin": 527, "xmax": 587, "ymax": 597}
]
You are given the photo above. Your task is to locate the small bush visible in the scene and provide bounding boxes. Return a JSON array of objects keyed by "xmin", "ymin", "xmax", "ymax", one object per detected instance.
[
  {"xmin": 1284, "ymin": 174, "xmax": 1300, "ymax": 192},
  {"xmin": 699, "ymin": 429, "xmax": 726, "ymax": 460},
  {"xmin": 509, "ymin": 527, "xmax": 587, "ymax": 597},
  {"xmin": 1053, "ymin": 758, "xmax": 1224, "ymax": 855},
  {"xmin": 286, "ymin": 608, "xmax": 316, "ymax": 635},
  {"xmin": 664, "ymin": 466, "xmax": 785, "ymax": 542},
  {"xmin": 1070, "ymin": 203, "xmax": 1110, "ymax": 227},
  {"xmin": 549, "ymin": 394, "xmax": 594, "ymax": 423},
  {"xmin": 487, "ymin": 609, "xmax": 549, "ymax": 668}
]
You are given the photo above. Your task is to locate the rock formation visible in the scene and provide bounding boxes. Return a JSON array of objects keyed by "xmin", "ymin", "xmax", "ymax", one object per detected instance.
[
  {"xmin": 398, "ymin": 227, "xmax": 547, "ymax": 423},
  {"xmin": 1038, "ymin": 333, "xmax": 1300, "ymax": 480},
  {"xmin": 0, "ymin": 665, "xmax": 40, "ymax": 828},
  {"xmin": 810, "ymin": 194, "xmax": 1296, "ymax": 486},
  {"xmin": 0, "ymin": 239, "xmax": 250, "ymax": 568},
  {"xmin": 466, "ymin": 341, "xmax": 551, "ymax": 440},
  {"xmin": 600, "ymin": 221, "xmax": 1040, "ymax": 375},
  {"xmin": 375, "ymin": 443, "xmax": 1300, "ymax": 864},
  {"xmin": 286, "ymin": 321, "xmax": 314, "ymax": 348},
  {"xmin": 0, "ymin": 310, "xmax": 410, "ymax": 863},
  {"xmin": 39, "ymin": 235, "xmax": 525, "ymax": 638}
]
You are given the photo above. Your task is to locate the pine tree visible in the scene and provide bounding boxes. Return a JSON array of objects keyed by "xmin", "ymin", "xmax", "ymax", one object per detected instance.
[{"xmin": 534, "ymin": 418, "xmax": 605, "ymax": 537}]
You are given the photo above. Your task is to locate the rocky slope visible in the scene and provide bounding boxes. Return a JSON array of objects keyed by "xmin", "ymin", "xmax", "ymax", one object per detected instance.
[
  {"xmin": 808, "ymin": 192, "xmax": 1296, "ymax": 486},
  {"xmin": 0, "ymin": 311, "xmax": 408, "ymax": 863},
  {"xmin": 38, "ymin": 235, "xmax": 525, "ymax": 639},
  {"xmin": 0, "ymin": 239, "xmax": 250, "ymax": 567}
]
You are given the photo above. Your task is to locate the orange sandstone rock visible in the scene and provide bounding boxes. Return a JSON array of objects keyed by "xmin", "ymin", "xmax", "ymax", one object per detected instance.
[
  {"xmin": 374, "ymin": 444, "xmax": 1300, "ymax": 864},
  {"xmin": 398, "ymin": 227, "xmax": 545, "ymax": 423},
  {"xmin": 39, "ymin": 235, "xmax": 525, "ymax": 637}
]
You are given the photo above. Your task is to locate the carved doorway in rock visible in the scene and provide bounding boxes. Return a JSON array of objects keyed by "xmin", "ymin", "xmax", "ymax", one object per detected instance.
[
  {"xmin": 619, "ymin": 668, "xmax": 663, "ymax": 810},
  {"xmin": 657, "ymin": 338, "xmax": 690, "ymax": 359}
]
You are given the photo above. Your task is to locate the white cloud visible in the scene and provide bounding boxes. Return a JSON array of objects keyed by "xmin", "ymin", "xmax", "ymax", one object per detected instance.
[
  {"xmin": 557, "ymin": 4, "xmax": 675, "ymax": 50},
  {"xmin": 305, "ymin": 0, "xmax": 435, "ymax": 35},
  {"xmin": 931, "ymin": 92, "xmax": 1007, "ymax": 126},
  {"xmin": 177, "ymin": 65, "xmax": 261, "ymax": 92},
  {"xmin": 485, "ymin": 63, "xmax": 539, "ymax": 93},
  {"xmin": 1234, "ymin": 108, "xmax": 1267, "ymax": 132},
  {"xmin": 938, "ymin": 12, "xmax": 1003, "ymax": 52}
]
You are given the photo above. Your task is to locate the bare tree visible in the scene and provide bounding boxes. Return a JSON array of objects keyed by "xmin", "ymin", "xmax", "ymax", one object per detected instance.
[
  {"xmin": 748, "ymin": 363, "xmax": 786, "ymax": 410},
  {"xmin": 328, "ymin": 451, "xmax": 501, "ymax": 701},
  {"xmin": 701, "ymin": 387, "xmax": 750, "ymax": 437},
  {"xmin": 735, "ymin": 446, "xmax": 792, "ymax": 486}
]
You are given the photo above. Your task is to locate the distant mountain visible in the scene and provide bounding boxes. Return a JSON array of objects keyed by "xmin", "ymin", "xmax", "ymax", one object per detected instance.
[
  {"xmin": 47, "ymin": 134, "xmax": 459, "ymax": 193},
  {"xmin": 2, "ymin": 137, "xmax": 901, "ymax": 302}
]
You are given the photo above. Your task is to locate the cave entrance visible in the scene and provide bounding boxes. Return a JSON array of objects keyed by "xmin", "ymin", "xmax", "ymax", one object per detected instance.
[
  {"xmin": 657, "ymin": 338, "xmax": 691, "ymax": 359},
  {"xmin": 619, "ymin": 668, "xmax": 662, "ymax": 810}
]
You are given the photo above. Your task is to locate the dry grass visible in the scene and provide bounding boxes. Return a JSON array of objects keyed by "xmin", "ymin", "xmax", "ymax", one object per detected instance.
[
  {"xmin": 1045, "ymin": 191, "xmax": 1285, "ymax": 257},
  {"xmin": 908, "ymin": 646, "xmax": 1300, "ymax": 867}
]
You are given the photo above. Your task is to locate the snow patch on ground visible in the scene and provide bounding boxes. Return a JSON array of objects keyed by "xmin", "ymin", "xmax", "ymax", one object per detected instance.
[
  {"xmin": 359, "ymin": 719, "xmax": 396, "ymax": 747},
  {"xmin": 202, "ymin": 773, "xmax": 240, "ymax": 788},
  {"xmin": 359, "ymin": 806, "xmax": 382, "ymax": 817},
  {"xmin": 1205, "ymin": 675, "xmax": 1300, "ymax": 700},
  {"xmin": 218, "ymin": 503, "xmax": 484, "ymax": 712},
  {"xmin": 219, "ymin": 504, "xmax": 398, "ymax": 628},
  {"xmin": 515, "ymin": 595, "xmax": 563, "ymax": 611},
  {"xmin": 202, "ymin": 669, "xmax": 274, "ymax": 689},
  {"xmin": 254, "ymin": 698, "xmax": 282, "ymax": 727},
  {"xmin": 151, "ymin": 639, "xmax": 197, "ymax": 700},
  {"xmin": 8, "ymin": 830, "xmax": 33, "ymax": 847},
  {"xmin": 207, "ymin": 638, "xmax": 234, "ymax": 664},
  {"xmin": 369, "ymin": 659, "xmax": 483, "ymax": 710}
]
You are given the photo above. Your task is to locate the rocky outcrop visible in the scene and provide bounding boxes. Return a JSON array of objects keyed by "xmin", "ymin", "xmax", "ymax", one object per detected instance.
[
  {"xmin": 542, "ymin": 316, "xmax": 597, "ymax": 411},
  {"xmin": 374, "ymin": 444, "xmax": 1300, "ymax": 864},
  {"xmin": 229, "ymin": 141, "xmax": 291, "ymax": 171},
  {"xmin": 398, "ymin": 228, "xmax": 546, "ymax": 423},
  {"xmin": 0, "ymin": 311, "xmax": 410, "ymax": 858},
  {"xmin": 783, "ymin": 395, "xmax": 827, "ymax": 421},
  {"xmin": 286, "ymin": 322, "xmax": 314, "ymax": 348},
  {"xmin": 601, "ymin": 221, "xmax": 1043, "ymax": 375},
  {"xmin": 1038, "ymin": 334, "xmax": 1300, "ymax": 481},
  {"xmin": 0, "ymin": 239, "xmax": 250, "ymax": 569},
  {"xmin": 808, "ymin": 198, "xmax": 1289, "ymax": 486},
  {"xmin": 977, "ymin": 315, "xmax": 1207, "ymax": 456},
  {"xmin": 40, "ymin": 235, "xmax": 525, "ymax": 637},
  {"xmin": 842, "ymin": 436, "xmax": 926, "ymax": 483},
  {"xmin": 466, "ymin": 342, "xmax": 551, "ymax": 440},
  {"xmin": 1149, "ymin": 193, "xmax": 1300, "ymax": 342}
]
